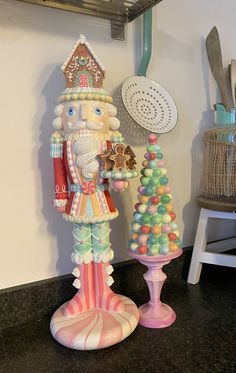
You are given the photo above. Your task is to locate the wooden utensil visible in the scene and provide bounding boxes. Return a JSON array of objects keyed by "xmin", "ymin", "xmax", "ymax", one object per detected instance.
[
  {"xmin": 206, "ymin": 26, "xmax": 231, "ymax": 112},
  {"xmin": 230, "ymin": 59, "xmax": 236, "ymax": 107}
]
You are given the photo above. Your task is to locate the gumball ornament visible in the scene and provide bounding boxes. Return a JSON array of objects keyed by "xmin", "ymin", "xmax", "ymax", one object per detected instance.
[
  {"xmin": 128, "ymin": 133, "xmax": 182, "ymax": 329},
  {"xmin": 149, "ymin": 152, "xmax": 157, "ymax": 160},
  {"xmin": 128, "ymin": 133, "xmax": 182, "ymax": 256}
]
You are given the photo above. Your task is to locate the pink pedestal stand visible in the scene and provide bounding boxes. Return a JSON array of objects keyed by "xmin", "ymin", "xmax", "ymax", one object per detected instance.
[{"xmin": 128, "ymin": 249, "xmax": 182, "ymax": 329}]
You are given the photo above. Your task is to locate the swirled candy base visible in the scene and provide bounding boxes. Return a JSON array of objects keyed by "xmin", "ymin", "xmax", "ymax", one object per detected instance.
[{"xmin": 50, "ymin": 295, "xmax": 139, "ymax": 350}]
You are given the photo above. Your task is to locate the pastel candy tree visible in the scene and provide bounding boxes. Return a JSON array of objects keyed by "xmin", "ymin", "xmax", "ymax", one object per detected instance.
[
  {"xmin": 128, "ymin": 133, "xmax": 182, "ymax": 329},
  {"xmin": 129, "ymin": 132, "xmax": 181, "ymax": 257}
]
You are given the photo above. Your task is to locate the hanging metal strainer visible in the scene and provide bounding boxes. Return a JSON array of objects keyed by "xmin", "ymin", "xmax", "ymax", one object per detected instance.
[{"xmin": 121, "ymin": 10, "xmax": 178, "ymax": 134}]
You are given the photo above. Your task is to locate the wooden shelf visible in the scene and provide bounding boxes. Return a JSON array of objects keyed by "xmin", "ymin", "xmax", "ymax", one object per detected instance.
[{"xmin": 16, "ymin": 0, "xmax": 163, "ymax": 40}]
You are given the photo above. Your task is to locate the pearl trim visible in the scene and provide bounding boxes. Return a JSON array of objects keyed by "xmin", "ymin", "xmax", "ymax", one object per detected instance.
[
  {"xmin": 63, "ymin": 211, "xmax": 119, "ymax": 224},
  {"xmin": 100, "ymin": 170, "xmax": 138, "ymax": 180},
  {"xmin": 71, "ymin": 251, "xmax": 93, "ymax": 265},
  {"xmin": 93, "ymin": 249, "xmax": 114, "ymax": 263},
  {"xmin": 58, "ymin": 89, "xmax": 112, "ymax": 103}
]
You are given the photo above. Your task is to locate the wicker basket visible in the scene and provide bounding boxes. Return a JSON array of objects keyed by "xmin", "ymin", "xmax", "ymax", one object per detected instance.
[{"xmin": 202, "ymin": 127, "xmax": 236, "ymax": 197}]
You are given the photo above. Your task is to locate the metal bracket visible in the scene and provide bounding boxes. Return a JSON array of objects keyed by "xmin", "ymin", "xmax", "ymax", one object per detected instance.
[
  {"xmin": 111, "ymin": 19, "xmax": 125, "ymax": 41},
  {"xmin": 111, "ymin": 0, "xmax": 125, "ymax": 40}
]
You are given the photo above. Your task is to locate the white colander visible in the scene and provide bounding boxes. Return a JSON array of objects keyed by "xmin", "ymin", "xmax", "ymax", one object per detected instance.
[
  {"xmin": 121, "ymin": 10, "xmax": 178, "ymax": 134},
  {"xmin": 121, "ymin": 76, "xmax": 178, "ymax": 134}
]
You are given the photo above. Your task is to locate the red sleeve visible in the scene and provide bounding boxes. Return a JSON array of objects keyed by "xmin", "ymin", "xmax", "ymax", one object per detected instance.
[{"xmin": 53, "ymin": 158, "xmax": 68, "ymax": 200}]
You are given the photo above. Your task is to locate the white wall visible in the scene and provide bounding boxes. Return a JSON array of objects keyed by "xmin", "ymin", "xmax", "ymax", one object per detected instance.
[{"xmin": 1, "ymin": 0, "xmax": 235, "ymax": 290}]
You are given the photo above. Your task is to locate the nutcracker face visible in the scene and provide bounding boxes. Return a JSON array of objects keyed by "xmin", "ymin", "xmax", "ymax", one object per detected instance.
[{"xmin": 62, "ymin": 100, "xmax": 110, "ymax": 135}]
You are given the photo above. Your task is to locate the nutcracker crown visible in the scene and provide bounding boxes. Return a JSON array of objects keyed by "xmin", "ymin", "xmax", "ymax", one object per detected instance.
[{"xmin": 59, "ymin": 35, "xmax": 112, "ymax": 104}]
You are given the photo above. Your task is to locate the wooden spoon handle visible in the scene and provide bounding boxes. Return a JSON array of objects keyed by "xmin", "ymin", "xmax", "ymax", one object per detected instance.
[{"xmin": 206, "ymin": 26, "xmax": 231, "ymax": 111}]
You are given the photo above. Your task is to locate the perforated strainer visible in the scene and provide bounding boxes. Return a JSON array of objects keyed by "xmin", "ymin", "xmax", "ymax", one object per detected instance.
[{"xmin": 121, "ymin": 10, "xmax": 178, "ymax": 134}]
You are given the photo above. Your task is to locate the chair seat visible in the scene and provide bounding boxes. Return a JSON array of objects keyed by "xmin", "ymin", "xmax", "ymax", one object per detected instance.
[
  {"xmin": 187, "ymin": 195, "xmax": 236, "ymax": 284},
  {"xmin": 197, "ymin": 195, "xmax": 236, "ymax": 212}
]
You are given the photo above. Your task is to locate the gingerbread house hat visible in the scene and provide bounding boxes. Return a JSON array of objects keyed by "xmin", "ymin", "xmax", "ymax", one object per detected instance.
[{"xmin": 59, "ymin": 34, "xmax": 113, "ymax": 104}]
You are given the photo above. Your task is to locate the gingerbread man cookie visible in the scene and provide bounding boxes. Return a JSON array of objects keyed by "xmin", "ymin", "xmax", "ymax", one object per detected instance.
[
  {"xmin": 110, "ymin": 144, "xmax": 130, "ymax": 171},
  {"xmin": 98, "ymin": 150, "xmax": 115, "ymax": 171}
]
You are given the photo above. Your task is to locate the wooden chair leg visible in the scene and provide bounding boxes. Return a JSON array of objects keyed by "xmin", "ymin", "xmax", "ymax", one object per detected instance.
[{"xmin": 187, "ymin": 208, "xmax": 208, "ymax": 284}]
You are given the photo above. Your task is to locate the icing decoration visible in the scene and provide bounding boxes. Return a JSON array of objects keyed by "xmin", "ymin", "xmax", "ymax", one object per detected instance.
[
  {"xmin": 53, "ymin": 199, "xmax": 68, "ymax": 208},
  {"xmin": 62, "ymin": 34, "xmax": 105, "ymax": 88},
  {"xmin": 50, "ymin": 35, "xmax": 139, "ymax": 350},
  {"xmin": 73, "ymin": 278, "xmax": 81, "ymax": 289},
  {"xmin": 72, "ymin": 267, "xmax": 80, "ymax": 277},
  {"xmin": 105, "ymin": 264, "xmax": 114, "ymax": 275},
  {"xmin": 58, "ymin": 34, "xmax": 113, "ymax": 103},
  {"xmin": 106, "ymin": 275, "xmax": 114, "ymax": 286}
]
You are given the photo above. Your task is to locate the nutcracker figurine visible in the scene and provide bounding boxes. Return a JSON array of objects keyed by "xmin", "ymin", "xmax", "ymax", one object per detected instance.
[{"xmin": 49, "ymin": 35, "xmax": 139, "ymax": 350}]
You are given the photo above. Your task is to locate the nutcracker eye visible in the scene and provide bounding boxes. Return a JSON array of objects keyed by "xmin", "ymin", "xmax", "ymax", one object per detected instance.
[
  {"xmin": 94, "ymin": 107, "xmax": 103, "ymax": 116},
  {"xmin": 66, "ymin": 107, "xmax": 77, "ymax": 117}
]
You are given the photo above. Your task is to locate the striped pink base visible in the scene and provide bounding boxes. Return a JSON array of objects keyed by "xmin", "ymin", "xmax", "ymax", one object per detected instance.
[
  {"xmin": 50, "ymin": 295, "xmax": 139, "ymax": 350},
  {"xmin": 64, "ymin": 262, "xmax": 125, "ymax": 317}
]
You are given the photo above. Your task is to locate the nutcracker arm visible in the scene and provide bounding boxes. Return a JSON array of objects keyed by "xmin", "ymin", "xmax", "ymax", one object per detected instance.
[{"xmin": 50, "ymin": 131, "xmax": 68, "ymax": 210}]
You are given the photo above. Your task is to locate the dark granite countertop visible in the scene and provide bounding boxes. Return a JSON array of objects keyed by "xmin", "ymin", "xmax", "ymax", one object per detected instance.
[{"xmin": 0, "ymin": 262, "xmax": 235, "ymax": 373}]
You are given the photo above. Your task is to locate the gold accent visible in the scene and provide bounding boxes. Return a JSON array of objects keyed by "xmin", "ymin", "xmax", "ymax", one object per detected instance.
[
  {"xmin": 72, "ymin": 93, "xmax": 79, "ymax": 100},
  {"xmin": 79, "ymin": 93, "xmax": 86, "ymax": 100}
]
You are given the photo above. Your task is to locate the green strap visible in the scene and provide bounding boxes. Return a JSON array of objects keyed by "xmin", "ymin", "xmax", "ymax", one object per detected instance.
[{"xmin": 137, "ymin": 9, "xmax": 152, "ymax": 77}]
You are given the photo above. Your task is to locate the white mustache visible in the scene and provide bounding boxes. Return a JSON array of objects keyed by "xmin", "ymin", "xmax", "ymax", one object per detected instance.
[
  {"xmin": 67, "ymin": 120, "xmax": 104, "ymax": 131},
  {"xmin": 86, "ymin": 121, "xmax": 104, "ymax": 130},
  {"xmin": 67, "ymin": 121, "xmax": 86, "ymax": 130}
]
